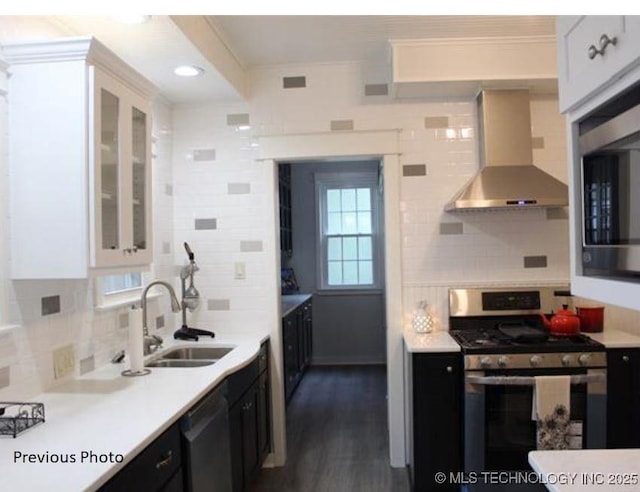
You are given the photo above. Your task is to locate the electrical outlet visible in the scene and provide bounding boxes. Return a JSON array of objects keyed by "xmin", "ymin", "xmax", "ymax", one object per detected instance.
[
  {"xmin": 234, "ymin": 262, "xmax": 246, "ymax": 280},
  {"xmin": 53, "ymin": 345, "xmax": 76, "ymax": 379}
]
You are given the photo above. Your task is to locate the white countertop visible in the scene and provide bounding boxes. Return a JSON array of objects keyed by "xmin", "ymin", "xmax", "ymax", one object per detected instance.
[
  {"xmin": 588, "ymin": 328, "xmax": 640, "ymax": 348},
  {"xmin": 529, "ymin": 449, "xmax": 640, "ymax": 491},
  {"xmin": 403, "ymin": 330, "xmax": 461, "ymax": 353},
  {"xmin": 0, "ymin": 331, "xmax": 268, "ymax": 491},
  {"xmin": 281, "ymin": 293, "xmax": 312, "ymax": 317}
]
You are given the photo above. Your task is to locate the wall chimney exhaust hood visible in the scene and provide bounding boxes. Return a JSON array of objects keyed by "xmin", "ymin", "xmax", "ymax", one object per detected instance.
[{"xmin": 444, "ymin": 90, "xmax": 568, "ymax": 212}]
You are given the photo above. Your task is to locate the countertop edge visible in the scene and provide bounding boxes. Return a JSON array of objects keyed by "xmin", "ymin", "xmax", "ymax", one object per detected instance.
[
  {"xmin": 588, "ymin": 328, "xmax": 640, "ymax": 348},
  {"xmin": 403, "ymin": 330, "xmax": 461, "ymax": 353},
  {"xmin": 281, "ymin": 293, "xmax": 312, "ymax": 318}
]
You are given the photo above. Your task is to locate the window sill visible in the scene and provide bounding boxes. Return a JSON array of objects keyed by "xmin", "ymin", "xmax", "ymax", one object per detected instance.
[
  {"xmin": 315, "ymin": 289, "xmax": 384, "ymax": 297},
  {"xmin": 0, "ymin": 324, "xmax": 21, "ymax": 335},
  {"xmin": 94, "ymin": 291, "xmax": 162, "ymax": 312}
]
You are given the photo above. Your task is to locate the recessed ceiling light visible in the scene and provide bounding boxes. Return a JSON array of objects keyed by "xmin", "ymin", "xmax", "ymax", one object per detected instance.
[
  {"xmin": 111, "ymin": 15, "xmax": 151, "ymax": 24},
  {"xmin": 174, "ymin": 65, "xmax": 205, "ymax": 78}
]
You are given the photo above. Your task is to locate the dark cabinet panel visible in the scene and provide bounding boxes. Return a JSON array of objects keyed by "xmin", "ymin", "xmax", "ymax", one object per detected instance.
[
  {"xmin": 282, "ymin": 299, "xmax": 313, "ymax": 404},
  {"xmin": 229, "ymin": 341, "xmax": 271, "ymax": 492},
  {"xmin": 607, "ymin": 348, "xmax": 640, "ymax": 448},
  {"xmin": 278, "ymin": 163, "xmax": 292, "ymax": 256},
  {"xmin": 409, "ymin": 352, "xmax": 462, "ymax": 492}
]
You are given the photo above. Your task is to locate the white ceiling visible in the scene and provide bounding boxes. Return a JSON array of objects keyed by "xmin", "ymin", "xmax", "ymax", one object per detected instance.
[{"xmin": 0, "ymin": 15, "xmax": 558, "ymax": 104}]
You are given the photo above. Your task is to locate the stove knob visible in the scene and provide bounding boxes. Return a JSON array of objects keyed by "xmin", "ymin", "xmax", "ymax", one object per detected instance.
[
  {"xmin": 530, "ymin": 355, "xmax": 542, "ymax": 367},
  {"xmin": 578, "ymin": 354, "xmax": 591, "ymax": 366},
  {"xmin": 497, "ymin": 356, "xmax": 509, "ymax": 368},
  {"xmin": 480, "ymin": 357, "xmax": 492, "ymax": 369},
  {"xmin": 561, "ymin": 355, "xmax": 573, "ymax": 367}
]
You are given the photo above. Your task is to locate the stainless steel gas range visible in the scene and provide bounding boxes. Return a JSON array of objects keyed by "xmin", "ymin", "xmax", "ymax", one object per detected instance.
[{"xmin": 448, "ymin": 286, "xmax": 607, "ymax": 492}]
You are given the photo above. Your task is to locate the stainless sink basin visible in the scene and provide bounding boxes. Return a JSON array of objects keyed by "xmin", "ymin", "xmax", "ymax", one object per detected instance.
[
  {"xmin": 160, "ymin": 347, "xmax": 234, "ymax": 360},
  {"xmin": 146, "ymin": 359, "xmax": 216, "ymax": 368},
  {"xmin": 145, "ymin": 345, "xmax": 235, "ymax": 368}
]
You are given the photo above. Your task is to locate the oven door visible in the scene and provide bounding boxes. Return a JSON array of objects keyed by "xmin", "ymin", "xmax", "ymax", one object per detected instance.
[{"xmin": 464, "ymin": 367, "xmax": 606, "ymax": 491}]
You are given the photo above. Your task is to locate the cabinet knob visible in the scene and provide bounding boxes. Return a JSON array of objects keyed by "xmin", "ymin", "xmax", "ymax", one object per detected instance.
[
  {"xmin": 446, "ymin": 366, "xmax": 453, "ymax": 373},
  {"xmin": 623, "ymin": 355, "xmax": 630, "ymax": 363},
  {"xmin": 155, "ymin": 450, "xmax": 173, "ymax": 470}
]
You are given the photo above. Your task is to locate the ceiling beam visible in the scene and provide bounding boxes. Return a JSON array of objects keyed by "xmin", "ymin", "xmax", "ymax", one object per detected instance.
[{"xmin": 170, "ymin": 15, "xmax": 247, "ymax": 100}]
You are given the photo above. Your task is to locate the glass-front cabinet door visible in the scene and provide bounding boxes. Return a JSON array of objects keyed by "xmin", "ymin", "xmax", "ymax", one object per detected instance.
[{"xmin": 91, "ymin": 67, "xmax": 152, "ymax": 269}]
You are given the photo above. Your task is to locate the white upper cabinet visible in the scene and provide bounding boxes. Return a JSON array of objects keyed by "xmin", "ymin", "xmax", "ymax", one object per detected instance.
[
  {"xmin": 557, "ymin": 16, "xmax": 640, "ymax": 113},
  {"xmin": 5, "ymin": 37, "xmax": 157, "ymax": 279}
]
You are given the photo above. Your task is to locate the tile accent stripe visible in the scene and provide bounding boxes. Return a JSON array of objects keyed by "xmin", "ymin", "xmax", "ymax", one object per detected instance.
[
  {"xmin": 119, "ymin": 313, "xmax": 129, "ymax": 329},
  {"xmin": 424, "ymin": 116, "xmax": 449, "ymax": 129},
  {"xmin": 193, "ymin": 149, "xmax": 216, "ymax": 162},
  {"xmin": 156, "ymin": 315, "xmax": 165, "ymax": 329},
  {"xmin": 283, "ymin": 76, "xmax": 306, "ymax": 89},
  {"xmin": 440, "ymin": 222, "xmax": 463, "ymax": 235},
  {"xmin": 364, "ymin": 84, "xmax": 389, "ymax": 96},
  {"xmin": 546, "ymin": 208, "xmax": 568, "ymax": 220},
  {"xmin": 524, "ymin": 255, "xmax": 548, "ymax": 268},
  {"xmin": 195, "ymin": 218, "xmax": 217, "ymax": 230},
  {"xmin": 42, "ymin": 295, "xmax": 61, "ymax": 316},
  {"xmin": 403, "ymin": 164, "xmax": 427, "ymax": 177},
  {"xmin": 227, "ymin": 113, "xmax": 250, "ymax": 126},
  {"xmin": 532, "ymin": 137, "xmax": 545, "ymax": 149},
  {"xmin": 208, "ymin": 299, "xmax": 231, "ymax": 311},
  {"xmin": 330, "ymin": 119, "xmax": 354, "ymax": 131},
  {"xmin": 240, "ymin": 240, "xmax": 263, "ymax": 252},
  {"xmin": 79, "ymin": 356, "xmax": 95, "ymax": 375},
  {"xmin": 228, "ymin": 183, "xmax": 251, "ymax": 195}
]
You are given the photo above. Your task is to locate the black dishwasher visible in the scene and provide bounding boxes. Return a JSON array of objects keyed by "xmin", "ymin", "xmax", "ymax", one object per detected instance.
[{"xmin": 181, "ymin": 381, "xmax": 233, "ymax": 492}]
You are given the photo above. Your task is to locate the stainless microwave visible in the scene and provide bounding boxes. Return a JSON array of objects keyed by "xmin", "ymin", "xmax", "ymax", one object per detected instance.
[{"xmin": 579, "ymin": 84, "xmax": 640, "ymax": 280}]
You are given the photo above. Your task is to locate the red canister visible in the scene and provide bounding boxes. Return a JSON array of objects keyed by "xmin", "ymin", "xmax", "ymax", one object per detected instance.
[{"xmin": 576, "ymin": 306, "xmax": 604, "ymax": 333}]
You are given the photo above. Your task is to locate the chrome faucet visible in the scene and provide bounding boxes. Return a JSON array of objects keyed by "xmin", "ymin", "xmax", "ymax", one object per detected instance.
[{"xmin": 141, "ymin": 280, "xmax": 182, "ymax": 355}]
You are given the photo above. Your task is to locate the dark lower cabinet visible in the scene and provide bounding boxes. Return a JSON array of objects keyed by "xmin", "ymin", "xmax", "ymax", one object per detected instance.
[
  {"xmin": 283, "ymin": 298, "xmax": 312, "ymax": 403},
  {"xmin": 229, "ymin": 342, "xmax": 271, "ymax": 492},
  {"xmin": 99, "ymin": 423, "xmax": 183, "ymax": 492},
  {"xmin": 408, "ymin": 352, "xmax": 462, "ymax": 492},
  {"xmin": 607, "ymin": 348, "xmax": 640, "ymax": 448}
]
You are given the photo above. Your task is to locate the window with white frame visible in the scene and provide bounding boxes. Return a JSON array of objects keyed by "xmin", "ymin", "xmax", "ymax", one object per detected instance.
[
  {"xmin": 316, "ymin": 172, "xmax": 382, "ymax": 290},
  {"xmin": 95, "ymin": 272, "xmax": 145, "ymax": 309}
]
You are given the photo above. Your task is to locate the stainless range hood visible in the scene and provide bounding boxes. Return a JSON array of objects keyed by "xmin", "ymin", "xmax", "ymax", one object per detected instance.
[{"xmin": 444, "ymin": 90, "xmax": 568, "ymax": 212}]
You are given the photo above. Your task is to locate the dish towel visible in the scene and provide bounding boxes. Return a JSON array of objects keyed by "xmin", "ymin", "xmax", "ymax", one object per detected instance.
[{"xmin": 532, "ymin": 375, "xmax": 571, "ymax": 450}]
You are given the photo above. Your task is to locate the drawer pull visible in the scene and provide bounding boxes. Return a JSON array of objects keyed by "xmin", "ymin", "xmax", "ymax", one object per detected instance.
[
  {"xmin": 623, "ymin": 355, "xmax": 630, "ymax": 363},
  {"xmin": 155, "ymin": 450, "xmax": 173, "ymax": 470},
  {"xmin": 588, "ymin": 34, "xmax": 618, "ymax": 60}
]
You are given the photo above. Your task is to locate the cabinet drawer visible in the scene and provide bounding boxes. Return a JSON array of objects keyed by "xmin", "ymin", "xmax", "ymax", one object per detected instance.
[{"xmin": 99, "ymin": 423, "xmax": 181, "ymax": 492}]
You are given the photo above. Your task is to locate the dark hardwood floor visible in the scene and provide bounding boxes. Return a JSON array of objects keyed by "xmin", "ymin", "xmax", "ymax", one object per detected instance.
[{"xmin": 251, "ymin": 365, "xmax": 410, "ymax": 492}]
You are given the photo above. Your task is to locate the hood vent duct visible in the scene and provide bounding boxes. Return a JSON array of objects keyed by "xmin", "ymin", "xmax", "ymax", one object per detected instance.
[{"xmin": 444, "ymin": 89, "xmax": 568, "ymax": 212}]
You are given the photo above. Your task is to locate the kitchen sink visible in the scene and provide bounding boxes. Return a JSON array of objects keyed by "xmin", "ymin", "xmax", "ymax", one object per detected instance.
[
  {"xmin": 160, "ymin": 347, "xmax": 234, "ymax": 360},
  {"xmin": 145, "ymin": 345, "xmax": 236, "ymax": 368}
]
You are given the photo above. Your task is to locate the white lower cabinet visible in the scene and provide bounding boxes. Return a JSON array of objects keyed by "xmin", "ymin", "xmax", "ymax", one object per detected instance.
[{"xmin": 5, "ymin": 37, "xmax": 156, "ymax": 278}]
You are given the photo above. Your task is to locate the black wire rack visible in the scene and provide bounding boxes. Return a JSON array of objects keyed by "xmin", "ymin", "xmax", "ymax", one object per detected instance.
[{"xmin": 0, "ymin": 402, "xmax": 45, "ymax": 438}]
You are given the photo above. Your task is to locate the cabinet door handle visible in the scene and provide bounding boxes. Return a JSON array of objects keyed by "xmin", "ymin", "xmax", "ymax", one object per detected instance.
[
  {"xmin": 622, "ymin": 355, "xmax": 630, "ymax": 363},
  {"xmin": 588, "ymin": 33, "xmax": 618, "ymax": 59},
  {"xmin": 155, "ymin": 450, "xmax": 173, "ymax": 470}
]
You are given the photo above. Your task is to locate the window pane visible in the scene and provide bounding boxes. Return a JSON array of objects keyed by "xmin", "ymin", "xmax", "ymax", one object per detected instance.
[
  {"xmin": 358, "ymin": 237, "xmax": 372, "ymax": 260},
  {"xmin": 328, "ymin": 212, "xmax": 342, "ymax": 234},
  {"xmin": 328, "ymin": 238, "xmax": 342, "ymax": 260},
  {"xmin": 341, "ymin": 189, "xmax": 356, "ymax": 211},
  {"xmin": 357, "ymin": 211, "xmax": 372, "ymax": 234},
  {"xmin": 327, "ymin": 189, "xmax": 341, "ymax": 212},
  {"xmin": 328, "ymin": 261, "xmax": 343, "ymax": 285},
  {"xmin": 359, "ymin": 261, "xmax": 373, "ymax": 284},
  {"xmin": 343, "ymin": 237, "xmax": 357, "ymax": 260},
  {"xmin": 343, "ymin": 261, "xmax": 358, "ymax": 284},
  {"xmin": 357, "ymin": 188, "xmax": 371, "ymax": 211},
  {"xmin": 102, "ymin": 273, "xmax": 142, "ymax": 295},
  {"xmin": 342, "ymin": 212, "xmax": 357, "ymax": 234}
]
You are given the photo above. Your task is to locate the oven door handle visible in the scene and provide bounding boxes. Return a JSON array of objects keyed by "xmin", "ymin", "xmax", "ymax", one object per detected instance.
[{"xmin": 465, "ymin": 374, "xmax": 605, "ymax": 386}]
